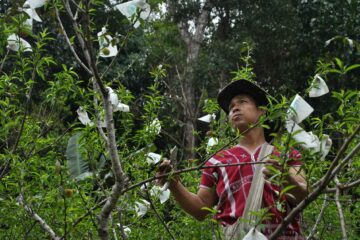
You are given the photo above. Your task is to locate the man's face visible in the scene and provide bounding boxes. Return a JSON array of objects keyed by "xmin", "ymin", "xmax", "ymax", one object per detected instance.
[{"xmin": 228, "ymin": 94, "xmax": 265, "ymax": 131}]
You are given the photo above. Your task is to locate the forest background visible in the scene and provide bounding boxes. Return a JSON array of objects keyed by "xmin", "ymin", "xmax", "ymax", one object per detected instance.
[{"xmin": 0, "ymin": 0, "xmax": 359, "ymax": 239}]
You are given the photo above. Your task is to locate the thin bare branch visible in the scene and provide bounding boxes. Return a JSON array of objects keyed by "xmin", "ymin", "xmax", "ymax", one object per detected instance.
[
  {"xmin": 70, "ymin": 161, "xmax": 272, "ymax": 229},
  {"xmin": 92, "ymin": 79, "xmax": 109, "ymax": 142},
  {"xmin": 325, "ymin": 178, "xmax": 360, "ymax": 193},
  {"xmin": 55, "ymin": 6, "xmax": 92, "ymax": 75},
  {"xmin": 0, "ymin": 48, "xmax": 9, "ymax": 73},
  {"xmin": 17, "ymin": 194, "xmax": 60, "ymax": 240},
  {"xmin": 334, "ymin": 177, "xmax": 348, "ymax": 240},
  {"xmin": 145, "ymin": 189, "xmax": 176, "ymax": 240},
  {"xmin": 313, "ymin": 125, "xmax": 360, "ymax": 189},
  {"xmin": 123, "ymin": 156, "xmax": 273, "ymax": 194},
  {"xmin": 306, "ymin": 195, "xmax": 329, "ymax": 240}
]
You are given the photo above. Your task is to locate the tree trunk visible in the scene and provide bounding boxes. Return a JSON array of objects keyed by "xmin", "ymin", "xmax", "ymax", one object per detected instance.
[{"xmin": 174, "ymin": 0, "xmax": 212, "ymax": 159}]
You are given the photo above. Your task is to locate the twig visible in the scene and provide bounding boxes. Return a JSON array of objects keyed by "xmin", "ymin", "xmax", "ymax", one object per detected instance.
[
  {"xmin": 160, "ymin": 129, "xmax": 184, "ymax": 148},
  {"xmin": 60, "ymin": 169, "xmax": 68, "ymax": 239},
  {"xmin": 334, "ymin": 177, "xmax": 347, "ymax": 240},
  {"xmin": 325, "ymin": 178, "xmax": 360, "ymax": 193},
  {"xmin": 327, "ymin": 141, "xmax": 360, "ymax": 185},
  {"xmin": 11, "ymin": 77, "xmax": 35, "ymax": 153},
  {"xmin": 0, "ymin": 48, "xmax": 9, "ymax": 73},
  {"xmin": 31, "ymin": 126, "xmax": 72, "ymax": 156},
  {"xmin": 55, "ymin": 6, "xmax": 92, "ymax": 75},
  {"xmin": 306, "ymin": 195, "xmax": 328, "ymax": 240},
  {"xmin": 117, "ymin": 207, "xmax": 127, "ymax": 240},
  {"xmin": 145, "ymin": 188, "xmax": 176, "ymax": 240},
  {"xmin": 23, "ymin": 191, "xmax": 49, "ymax": 239},
  {"xmin": 93, "ymin": 79, "xmax": 109, "ymax": 142},
  {"xmin": 66, "ymin": 184, "xmax": 98, "ymax": 236},
  {"xmin": 123, "ymin": 157, "xmax": 273, "ymax": 194},
  {"xmin": 17, "ymin": 194, "xmax": 60, "ymax": 240}
]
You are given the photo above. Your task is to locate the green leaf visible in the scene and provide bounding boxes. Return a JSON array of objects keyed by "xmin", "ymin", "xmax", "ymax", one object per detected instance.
[
  {"xmin": 96, "ymin": 153, "xmax": 107, "ymax": 170},
  {"xmin": 280, "ymin": 185, "xmax": 297, "ymax": 197},
  {"xmin": 344, "ymin": 64, "xmax": 360, "ymax": 73},
  {"xmin": 334, "ymin": 58, "xmax": 344, "ymax": 70},
  {"xmin": 66, "ymin": 132, "xmax": 89, "ymax": 179}
]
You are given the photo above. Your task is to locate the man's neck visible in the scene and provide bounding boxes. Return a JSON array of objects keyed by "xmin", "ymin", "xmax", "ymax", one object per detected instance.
[{"xmin": 238, "ymin": 127, "xmax": 266, "ymax": 152}]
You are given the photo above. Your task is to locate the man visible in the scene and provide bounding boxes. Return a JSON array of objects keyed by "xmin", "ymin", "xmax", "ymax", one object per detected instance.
[{"xmin": 157, "ymin": 79, "xmax": 307, "ymax": 239}]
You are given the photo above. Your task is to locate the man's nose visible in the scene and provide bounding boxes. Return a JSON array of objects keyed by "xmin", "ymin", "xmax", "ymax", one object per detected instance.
[{"xmin": 231, "ymin": 105, "xmax": 240, "ymax": 113}]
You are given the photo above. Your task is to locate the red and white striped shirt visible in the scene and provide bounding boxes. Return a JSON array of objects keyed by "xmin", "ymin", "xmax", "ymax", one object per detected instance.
[{"xmin": 200, "ymin": 143, "xmax": 304, "ymax": 239}]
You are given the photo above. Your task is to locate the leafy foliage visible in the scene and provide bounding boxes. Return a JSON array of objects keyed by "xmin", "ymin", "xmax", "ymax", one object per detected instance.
[{"xmin": 0, "ymin": 0, "xmax": 359, "ymax": 240}]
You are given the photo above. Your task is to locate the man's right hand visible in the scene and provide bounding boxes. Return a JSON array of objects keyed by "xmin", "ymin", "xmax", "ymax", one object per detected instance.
[{"xmin": 155, "ymin": 159, "xmax": 176, "ymax": 187}]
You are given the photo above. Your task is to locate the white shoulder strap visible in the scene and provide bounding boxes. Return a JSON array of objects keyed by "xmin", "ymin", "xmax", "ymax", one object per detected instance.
[{"xmin": 222, "ymin": 143, "xmax": 274, "ymax": 240}]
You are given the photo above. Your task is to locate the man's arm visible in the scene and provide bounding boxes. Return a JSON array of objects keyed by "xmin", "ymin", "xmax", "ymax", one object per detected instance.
[
  {"xmin": 169, "ymin": 180, "xmax": 218, "ymax": 221},
  {"xmin": 285, "ymin": 166, "xmax": 307, "ymax": 204},
  {"xmin": 156, "ymin": 159, "xmax": 218, "ymax": 221},
  {"xmin": 263, "ymin": 160, "xmax": 307, "ymax": 205}
]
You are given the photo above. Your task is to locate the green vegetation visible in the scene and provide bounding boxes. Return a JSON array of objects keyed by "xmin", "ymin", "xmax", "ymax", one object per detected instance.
[{"xmin": 0, "ymin": 0, "xmax": 359, "ymax": 239}]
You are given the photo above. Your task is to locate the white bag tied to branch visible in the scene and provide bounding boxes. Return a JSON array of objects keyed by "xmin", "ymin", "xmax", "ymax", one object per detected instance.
[
  {"xmin": 147, "ymin": 118, "xmax": 161, "ymax": 135},
  {"xmin": 285, "ymin": 120, "xmax": 332, "ymax": 158},
  {"xmin": 146, "ymin": 152, "xmax": 162, "ymax": 165},
  {"xmin": 150, "ymin": 185, "xmax": 170, "ymax": 204},
  {"xmin": 116, "ymin": 224, "xmax": 131, "ymax": 237},
  {"xmin": 286, "ymin": 120, "xmax": 320, "ymax": 149},
  {"xmin": 77, "ymin": 107, "xmax": 94, "ymax": 126},
  {"xmin": 21, "ymin": 1, "xmax": 43, "ymax": 30},
  {"xmin": 207, "ymin": 137, "xmax": 218, "ymax": 147},
  {"xmin": 135, "ymin": 199, "xmax": 150, "ymax": 217},
  {"xmin": 287, "ymin": 94, "xmax": 314, "ymax": 124},
  {"xmin": 198, "ymin": 113, "xmax": 216, "ymax": 123},
  {"xmin": 320, "ymin": 134, "xmax": 332, "ymax": 159},
  {"xmin": 27, "ymin": 0, "xmax": 47, "ymax": 9},
  {"xmin": 106, "ymin": 87, "xmax": 130, "ymax": 112},
  {"xmin": 97, "ymin": 27, "xmax": 118, "ymax": 58},
  {"xmin": 309, "ymin": 74, "xmax": 329, "ymax": 98},
  {"xmin": 115, "ymin": 0, "xmax": 151, "ymax": 28},
  {"xmin": 242, "ymin": 228, "xmax": 267, "ymax": 240},
  {"xmin": 7, "ymin": 34, "xmax": 32, "ymax": 52}
]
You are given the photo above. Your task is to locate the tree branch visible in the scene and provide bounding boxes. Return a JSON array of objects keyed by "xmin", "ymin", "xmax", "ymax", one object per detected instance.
[
  {"xmin": 17, "ymin": 194, "xmax": 60, "ymax": 240},
  {"xmin": 55, "ymin": 6, "xmax": 92, "ymax": 75},
  {"xmin": 145, "ymin": 189, "xmax": 176, "ymax": 240},
  {"xmin": 0, "ymin": 48, "xmax": 9, "ymax": 74},
  {"xmin": 92, "ymin": 79, "xmax": 109, "ymax": 142},
  {"xmin": 97, "ymin": 87, "xmax": 127, "ymax": 240},
  {"xmin": 306, "ymin": 195, "xmax": 328, "ymax": 240},
  {"xmin": 325, "ymin": 178, "xmax": 360, "ymax": 193},
  {"xmin": 312, "ymin": 125, "xmax": 360, "ymax": 189},
  {"xmin": 334, "ymin": 177, "xmax": 348, "ymax": 240},
  {"xmin": 269, "ymin": 140, "xmax": 360, "ymax": 239}
]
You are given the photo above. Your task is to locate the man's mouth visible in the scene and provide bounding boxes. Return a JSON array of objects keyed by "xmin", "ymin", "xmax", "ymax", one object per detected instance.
[{"xmin": 232, "ymin": 114, "xmax": 242, "ymax": 121}]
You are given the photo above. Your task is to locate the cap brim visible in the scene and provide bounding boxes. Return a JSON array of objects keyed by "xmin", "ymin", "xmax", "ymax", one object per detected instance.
[
  {"xmin": 217, "ymin": 80, "xmax": 268, "ymax": 114},
  {"xmin": 217, "ymin": 80, "xmax": 278, "ymax": 142}
]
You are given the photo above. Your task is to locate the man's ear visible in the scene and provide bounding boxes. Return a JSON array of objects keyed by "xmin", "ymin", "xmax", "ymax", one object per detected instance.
[{"xmin": 258, "ymin": 108, "xmax": 266, "ymax": 116}]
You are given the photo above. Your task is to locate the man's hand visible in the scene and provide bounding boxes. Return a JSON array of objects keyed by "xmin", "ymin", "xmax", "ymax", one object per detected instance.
[
  {"xmin": 262, "ymin": 159, "xmax": 283, "ymax": 178},
  {"xmin": 155, "ymin": 159, "xmax": 177, "ymax": 187}
]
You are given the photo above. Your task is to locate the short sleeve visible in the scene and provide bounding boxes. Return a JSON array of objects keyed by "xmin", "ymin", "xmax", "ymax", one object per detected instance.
[
  {"xmin": 288, "ymin": 149, "xmax": 302, "ymax": 167},
  {"xmin": 199, "ymin": 159, "xmax": 218, "ymax": 189},
  {"xmin": 272, "ymin": 148, "xmax": 302, "ymax": 167}
]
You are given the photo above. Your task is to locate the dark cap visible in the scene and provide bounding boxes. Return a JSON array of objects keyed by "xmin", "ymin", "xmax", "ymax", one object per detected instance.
[
  {"xmin": 217, "ymin": 79, "xmax": 269, "ymax": 114},
  {"xmin": 217, "ymin": 79, "xmax": 277, "ymax": 142}
]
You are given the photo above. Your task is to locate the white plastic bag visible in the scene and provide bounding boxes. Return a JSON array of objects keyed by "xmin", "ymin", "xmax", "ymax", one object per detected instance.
[{"xmin": 242, "ymin": 228, "xmax": 267, "ymax": 240}]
